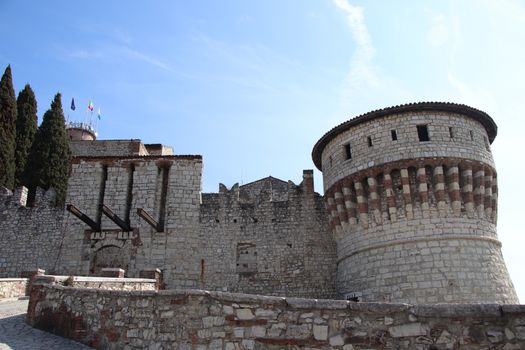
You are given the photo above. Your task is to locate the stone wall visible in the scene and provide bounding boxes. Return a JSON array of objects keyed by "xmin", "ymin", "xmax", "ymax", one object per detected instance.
[
  {"xmin": 199, "ymin": 173, "xmax": 337, "ymax": 298},
  {"xmin": 0, "ymin": 152, "xmax": 336, "ymax": 298},
  {"xmin": 27, "ymin": 283, "xmax": 525, "ymax": 349},
  {"xmin": 57, "ymin": 154, "xmax": 204, "ymax": 285},
  {"xmin": 70, "ymin": 139, "xmax": 150, "ymax": 157},
  {"xmin": 32, "ymin": 275, "xmax": 157, "ymax": 291},
  {"xmin": 0, "ymin": 278, "xmax": 27, "ymax": 298},
  {"xmin": 0, "ymin": 187, "xmax": 67, "ymax": 277}
]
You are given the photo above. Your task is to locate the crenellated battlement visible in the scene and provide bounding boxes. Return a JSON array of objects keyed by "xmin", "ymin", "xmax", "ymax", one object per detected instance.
[
  {"xmin": 0, "ymin": 185, "xmax": 63, "ymax": 210},
  {"xmin": 198, "ymin": 171, "xmax": 337, "ymax": 298}
]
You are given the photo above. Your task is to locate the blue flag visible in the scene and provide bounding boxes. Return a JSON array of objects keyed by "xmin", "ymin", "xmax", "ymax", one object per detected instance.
[{"xmin": 71, "ymin": 98, "xmax": 76, "ymax": 111}]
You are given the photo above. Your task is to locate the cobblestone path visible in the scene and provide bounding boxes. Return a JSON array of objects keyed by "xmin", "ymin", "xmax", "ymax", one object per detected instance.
[{"xmin": 0, "ymin": 298, "xmax": 92, "ymax": 349}]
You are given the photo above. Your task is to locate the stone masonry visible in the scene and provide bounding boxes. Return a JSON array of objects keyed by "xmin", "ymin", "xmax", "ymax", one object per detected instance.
[
  {"xmin": 0, "ymin": 101, "xmax": 519, "ymax": 305},
  {"xmin": 27, "ymin": 282, "xmax": 525, "ymax": 349},
  {"xmin": 312, "ymin": 102, "xmax": 518, "ymax": 303},
  {"xmin": 0, "ymin": 139, "xmax": 337, "ymax": 299},
  {"xmin": 0, "ymin": 278, "xmax": 27, "ymax": 298}
]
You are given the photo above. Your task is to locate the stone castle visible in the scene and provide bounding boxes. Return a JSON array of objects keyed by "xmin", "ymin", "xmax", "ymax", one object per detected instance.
[{"xmin": 0, "ymin": 102, "xmax": 518, "ymax": 305}]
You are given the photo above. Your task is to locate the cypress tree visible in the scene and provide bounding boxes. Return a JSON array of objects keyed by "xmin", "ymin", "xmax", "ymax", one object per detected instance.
[
  {"xmin": 15, "ymin": 84, "xmax": 38, "ymax": 187},
  {"xmin": 26, "ymin": 93, "xmax": 72, "ymax": 206},
  {"xmin": 0, "ymin": 65, "xmax": 18, "ymax": 189}
]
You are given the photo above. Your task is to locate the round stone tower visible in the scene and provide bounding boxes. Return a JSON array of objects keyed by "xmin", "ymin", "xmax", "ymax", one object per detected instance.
[
  {"xmin": 66, "ymin": 121, "xmax": 97, "ymax": 141},
  {"xmin": 312, "ymin": 102, "xmax": 518, "ymax": 304}
]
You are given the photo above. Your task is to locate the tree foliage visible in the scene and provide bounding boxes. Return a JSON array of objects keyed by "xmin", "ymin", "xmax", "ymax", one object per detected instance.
[
  {"xmin": 0, "ymin": 65, "xmax": 18, "ymax": 189},
  {"xmin": 25, "ymin": 93, "xmax": 72, "ymax": 206},
  {"xmin": 15, "ymin": 84, "xmax": 38, "ymax": 187}
]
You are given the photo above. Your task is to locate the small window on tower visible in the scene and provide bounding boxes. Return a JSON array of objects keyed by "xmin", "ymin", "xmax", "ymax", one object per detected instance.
[
  {"xmin": 391, "ymin": 130, "xmax": 397, "ymax": 141},
  {"xmin": 449, "ymin": 127, "xmax": 454, "ymax": 139},
  {"xmin": 483, "ymin": 135, "xmax": 490, "ymax": 151},
  {"xmin": 469, "ymin": 130, "xmax": 474, "ymax": 141},
  {"xmin": 367, "ymin": 136, "xmax": 373, "ymax": 147},
  {"xmin": 344, "ymin": 143, "xmax": 352, "ymax": 160},
  {"xmin": 417, "ymin": 125, "xmax": 430, "ymax": 142}
]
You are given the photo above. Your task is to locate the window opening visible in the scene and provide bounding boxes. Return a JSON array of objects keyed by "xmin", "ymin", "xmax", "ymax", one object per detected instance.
[
  {"xmin": 483, "ymin": 136, "xmax": 490, "ymax": 151},
  {"xmin": 97, "ymin": 165, "xmax": 108, "ymax": 225},
  {"xmin": 417, "ymin": 125, "xmax": 430, "ymax": 142},
  {"xmin": 391, "ymin": 130, "xmax": 397, "ymax": 141},
  {"xmin": 367, "ymin": 136, "xmax": 373, "ymax": 147},
  {"xmin": 157, "ymin": 164, "xmax": 170, "ymax": 231},
  {"xmin": 449, "ymin": 127, "xmax": 454, "ymax": 139},
  {"xmin": 469, "ymin": 130, "xmax": 474, "ymax": 141},
  {"xmin": 344, "ymin": 143, "xmax": 352, "ymax": 160},
  {"xmin": 124, "ymin": 164, "xmax": 135, "ymax": 226}
]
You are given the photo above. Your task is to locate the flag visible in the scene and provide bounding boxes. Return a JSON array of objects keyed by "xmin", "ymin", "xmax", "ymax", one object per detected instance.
[
  {"xmin": 97, "ymin": 107, "xmax": 101, "ymax": 120},
  {"xmin": 71, "ymin": 98, "xmax": 76, "ymax": 111},
  {"xmin": 88, "ymin": 99, "xmax": 94, "ymax": 111}
]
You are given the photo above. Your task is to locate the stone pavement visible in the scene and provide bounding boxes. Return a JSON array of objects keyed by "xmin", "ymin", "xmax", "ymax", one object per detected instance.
[{"xmin": 0, "ymin": 298, "xmax": 92, "ymax": 349}]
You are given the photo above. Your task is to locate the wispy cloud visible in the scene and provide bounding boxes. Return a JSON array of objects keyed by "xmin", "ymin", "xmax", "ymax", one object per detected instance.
[
  {"xmin": 334, "ymin": 0, "xmax": 373, "ymax": 52},
  {"xmin": 61, "ymin": 44, "xmax": 181, "ymax": 76},
  {"xmin": 334, "ymin": 0, "xmax": 380, "ymax": 102},
  {"xmin": 446, "ymin": 73, "xmax": 495, "ymax": 109},
  {"xmin": 427, "ymin": 14, "xmax": 449, "ymax": 47},
  {"xmin": 66, "ymin": 49, "xmax": 104, "ymax": 60},
  {"xmin": 333, "ymin": 0, "xmax": 411, "ymax": 115},
  {"xmin": 193, "ymin": 33, "xmax": 314, "ymax": 94},
  {"xmin": 121, "ymin": 47, "xmax": 175, "ymax": 73}
]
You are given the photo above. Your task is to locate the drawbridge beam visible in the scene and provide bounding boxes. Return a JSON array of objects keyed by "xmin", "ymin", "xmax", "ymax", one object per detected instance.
[
  {"xmin": 137, "ymin": 208, "xmax": 164, "ymax": 232},
  {"xmin": 101, "ymin": 204, "xmax": 131, "ymax": 232},
  {"xmin": 66, "ymin": 204, "xmax": 100, "ymax": 231}
]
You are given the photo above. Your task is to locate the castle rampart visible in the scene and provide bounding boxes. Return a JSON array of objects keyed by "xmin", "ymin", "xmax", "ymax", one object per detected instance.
[
  {"xmin": 0, "ymin": 103, "xmax": 519, "ymax": 306},
  {"xmin": 0, "ymin": 139, "xmax": 337, "ymax": 299},
  {"xmin": 198, "ymin": 172, "xmax": 337, "ymax": 298},
  {"xmin": 0, "ymin": 187, "xmax": 67, "ymax": 277}
]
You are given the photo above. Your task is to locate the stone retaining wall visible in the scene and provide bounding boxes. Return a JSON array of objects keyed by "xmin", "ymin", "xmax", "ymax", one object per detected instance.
[
  {"xmin": 0, "ymin": 278, "xmax": 28, "ymax": 298},
  {"xmin": 27, "ymin": 283, "xmax": 525, "ymax": 349},
  {"xmin": 32, "ymin": 275, "xmax": 156, "ymax": 291}
]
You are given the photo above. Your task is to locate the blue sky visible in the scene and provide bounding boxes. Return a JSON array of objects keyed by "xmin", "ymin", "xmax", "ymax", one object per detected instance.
[{"xmin": 1, "ymin": 0, "xmax": 524, "ymax": 301}]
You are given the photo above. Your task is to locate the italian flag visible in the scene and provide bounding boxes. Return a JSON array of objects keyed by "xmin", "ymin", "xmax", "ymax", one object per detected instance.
[{"xmin": 88, "ymin": 100, "xmax": 94, "ymax": 111}]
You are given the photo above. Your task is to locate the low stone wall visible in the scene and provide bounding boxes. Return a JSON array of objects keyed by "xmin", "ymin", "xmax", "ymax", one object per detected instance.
[
  {"xmin": 27, "ymin": 283, "xmax": 525, "ymax": 349},
  {"xmin": 33, "ymin": 275, "xmax": 156, "ymax": 291},
  {"xmin": 0, "ymin": 278, "xmax": 28, "ymax": 298}
]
